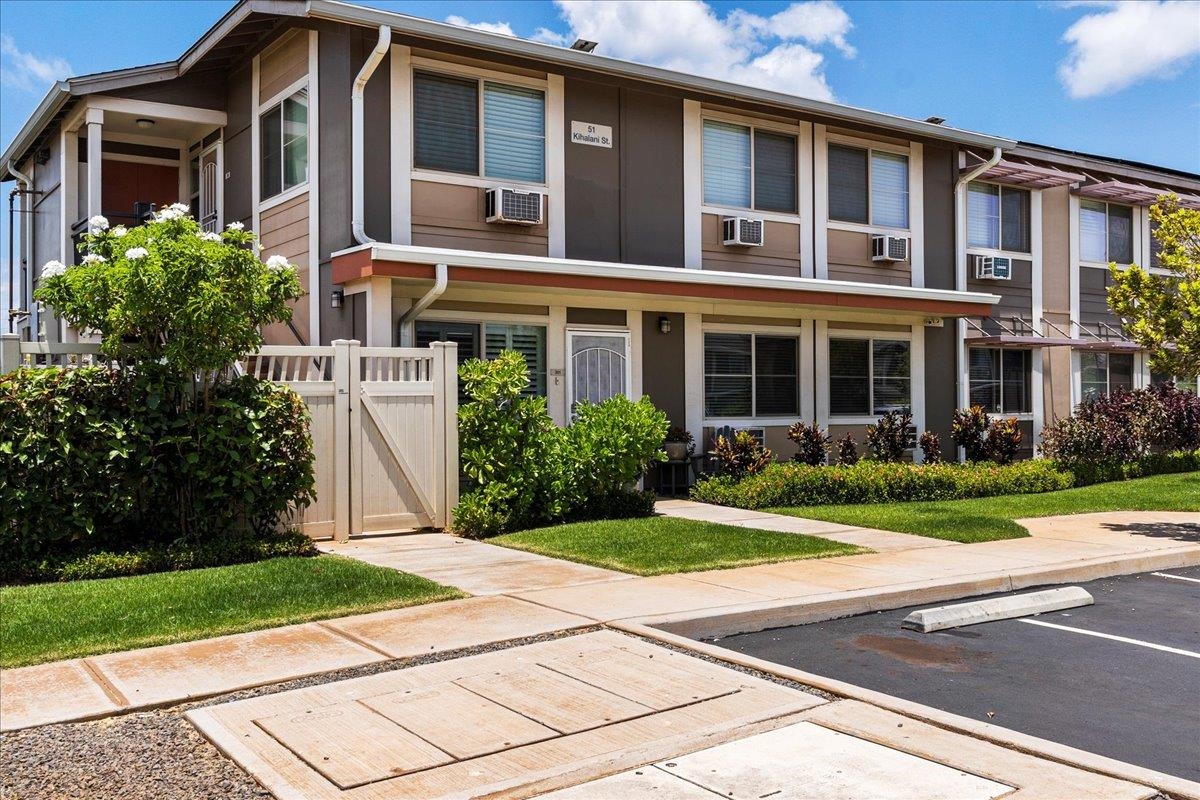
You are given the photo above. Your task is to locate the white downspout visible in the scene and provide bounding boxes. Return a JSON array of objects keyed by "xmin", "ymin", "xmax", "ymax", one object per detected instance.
[
  {"xmin": 352, "ymin": 25, "xmax": 391, "ymax": 245},
  {"xmin": 953, "ymin": 146, "xmax": 1003, "ymax": 461},
  {"xmin": 397, "ymin": 263, "xmax": 448, "ymax": 346},
  {"xmin": 8, "ymin": 160, "xmax": 34, "ymax": 337}
]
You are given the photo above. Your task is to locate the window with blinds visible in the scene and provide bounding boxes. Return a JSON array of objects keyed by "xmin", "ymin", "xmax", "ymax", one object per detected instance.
[
  {"xmin": 413, "ymin": 71, "xmax": 546, "ymax": 183},
  {"xmin": 702, "ymin": 120, "xmax": 797, "ymax": 213},
  {"xmin": 968, "ymin": 182, "xmax": 1031, "ymax": 252},
  {"xmin": 703, "ymin": 333, "xmax": 798, "ymax": 418},
  {"xmin": 415, "ymin": 321, "xmax": 548, "ymax": 399},
  {"xmin": 1081, "ymin": 351, "xmax": 1134, "ymax": 400},
  {"xmin": 828, "ymin": 144, "xmax": 909, "ymax": 229},
  {"xmin": 969, "ymin": 348, "xmax": 1030, "ymax": 413},
  {"xmin": 828, "ymin": 337, "xmax": 910, "ymax": 416},
  {"xmin": 1080, "ymin": 200, "xmax": 1133, "ymax": 264},
  {"xmin": 260, "ymin": 87, "xmax": 308, "ymax": 200}
]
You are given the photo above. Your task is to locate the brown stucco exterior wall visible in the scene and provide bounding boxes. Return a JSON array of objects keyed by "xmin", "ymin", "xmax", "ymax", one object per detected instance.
[
  {"xmin": 701, "ymin": 215, "xmax": 801, "ymax": 276},
  {"xmin": 827, "ymin": 229, "xmax": 912, "ymax": 286},
  {"xmin": 641, "ymin": 311, "xmax": 685, "ymax": 427}
]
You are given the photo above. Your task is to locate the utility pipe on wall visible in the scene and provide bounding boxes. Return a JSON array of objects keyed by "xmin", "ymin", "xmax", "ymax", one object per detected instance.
[
  {"xmin": 397, "ymin": 263, "xmax": 448, "ymax": 346},
  {"xmin": 7, "ymin": 160, "xmax": 34, "ymax": 335},
  {"xmin": 351, "ymin": 25, "xmax": 391, "ymax": 246}
]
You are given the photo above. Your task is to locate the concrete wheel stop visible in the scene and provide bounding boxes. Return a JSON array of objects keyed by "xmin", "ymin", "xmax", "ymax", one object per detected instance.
[{"xmin": 901, "ymin": 587, "xmax": 1094, "ymax": 633}]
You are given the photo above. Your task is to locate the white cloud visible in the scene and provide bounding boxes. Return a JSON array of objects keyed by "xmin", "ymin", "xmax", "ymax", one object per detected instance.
[
  {"xmin": 0, "ymin": 34, "xmax": 72, "ymax": 94},
  {"xmin": 444, "ymin": 15, "xmax": 516, "ymax": 37},
  {"xmin": 445, "ymin": 0, "xmax": 856, "ymax": 102},
  {"xmin": 1058, "ymin": 1, "xmax": 1200, "ymax": 98}
]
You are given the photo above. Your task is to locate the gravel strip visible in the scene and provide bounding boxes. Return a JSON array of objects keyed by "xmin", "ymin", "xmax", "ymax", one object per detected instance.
[{"xmin": 1, "ymin": 625, "xmax": 830, "ymax": 799}]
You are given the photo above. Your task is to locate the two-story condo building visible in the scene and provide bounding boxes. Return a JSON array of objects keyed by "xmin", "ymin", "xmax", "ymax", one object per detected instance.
[{"xmin": 4, "ymin": 0, "xmax": 1198, "ymax": 459}]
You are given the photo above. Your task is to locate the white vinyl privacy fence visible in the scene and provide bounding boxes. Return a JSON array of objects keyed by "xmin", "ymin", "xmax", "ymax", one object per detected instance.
[{"xmin": 1, "ymin": 335, "xmax": 459, "ymax": 541}]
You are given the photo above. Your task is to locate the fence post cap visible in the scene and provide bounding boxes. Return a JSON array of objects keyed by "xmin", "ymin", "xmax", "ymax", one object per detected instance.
[{"xmin": 1, "ymin": 333, "xmax": 19, "ymax": 341}]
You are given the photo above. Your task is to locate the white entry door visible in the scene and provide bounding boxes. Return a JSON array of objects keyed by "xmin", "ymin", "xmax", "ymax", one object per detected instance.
[
  {"xmin": 567, "ymin": 330, "xmax": 631, "ymax": 409},
  {"xmin": 199, "ymin": 145, "xmax": 220, "ymax": 232}
]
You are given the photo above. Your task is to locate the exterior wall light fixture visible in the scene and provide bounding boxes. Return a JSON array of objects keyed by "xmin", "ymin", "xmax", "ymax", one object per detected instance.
[
  {"xmin": 331, "ymin": 289, "xmax": 344, "ymax": 309},
  {"xmin": 658, "ymin": 315, "xmax": 671, "ymax": 334}
]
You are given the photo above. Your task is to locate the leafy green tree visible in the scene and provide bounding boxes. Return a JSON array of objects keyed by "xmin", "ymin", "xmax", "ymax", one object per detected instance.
[
  {"xmin": 35, "ymin": 206, "xmax": 303, "ymax": 380},
  {"xmin": 1107, "ymin": 196, "xmax": 1200, "ymax": 376}
]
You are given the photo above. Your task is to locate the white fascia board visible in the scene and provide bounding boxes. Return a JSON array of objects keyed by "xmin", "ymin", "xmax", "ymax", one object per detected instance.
[
  {"xmin": 333, "ymin": 242, "xmax": 1002, "ymax": 307},
  {"xmin": 308, "ymin": 0, "xmax": 1013, "ymax": 151}
]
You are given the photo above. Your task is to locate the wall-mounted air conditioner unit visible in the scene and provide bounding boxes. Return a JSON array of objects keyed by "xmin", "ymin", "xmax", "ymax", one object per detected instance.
[
  {"xmin": 871, "ymin": 234, "xmax": 909, "ymax": 262},
  {"xmin": 485, "ymin": 187, "xmax": 544, "ymax": 225},
  {"xmin": 722, "ymin": 216, "xmax": 764, "ymax": 247},
  {"xmin": 975, "ymin": 255, "xmax": 1013, "ymax": 280}
]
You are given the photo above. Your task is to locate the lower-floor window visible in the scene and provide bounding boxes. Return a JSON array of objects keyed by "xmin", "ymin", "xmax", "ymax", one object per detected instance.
[
  {"xmin": 415, "ymin": 320, "xmax": 547, "ymax": 397},
  {"xmin": 969, "ymin": 348, "xmax": 1031, "ymax": 414},
  {"xmin": 1080, "ymin": 351, "xmax": 1134, "ymax": 400},
  {"xmin": 704, "ymin": 332, "xmax": 799, "ymax": 417},
  {"xmin": 828, "ymin": 337, "xmax": 910, "ymax": 416},
  {"xmin": 1151, "ymin": 371, "xmax": 1198, "ymax": 393}
]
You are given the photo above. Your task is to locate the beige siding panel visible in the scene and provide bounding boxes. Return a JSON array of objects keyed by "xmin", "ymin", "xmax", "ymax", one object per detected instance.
[
  {"xmin": 827, "ymin": 228, "xmax": 911, "ymax": 286},
  {"xmin": 259, "ymin": 30, "xmax": 309, "ymax": 104},
  {"xmin": 411, "ymin": 181, "xmax": 548, "ymax": 256},
  {"xmin": 260, "ymin": 193, "xmax": 310, "ymax": 344},
  {"xmin": 1041, "ymin": 185, "xmax": 1071, "ymax": 319},
  {"xmin": 1043, "ymin": 343, "xmax": 1073, "ymax": 424},
  {"xmin": 428, "ymin": 300, "xmax": 550, "ymax": 315},
  {"xmin": 827, "ymin": 321, "xmax": 910, "ymax": 333},
  {"xmin": 700, "ymin": 214, "xmax": 801, "ymax": 277},
  {"xmin": 967, "ymin": 258, "xmax": 1032, "ymax": 320}
]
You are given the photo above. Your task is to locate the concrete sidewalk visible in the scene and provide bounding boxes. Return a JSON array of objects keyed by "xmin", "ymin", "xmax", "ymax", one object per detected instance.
[{"xmin": 4, "ymin": 508, "xmax": 1197, "ymax": 734}]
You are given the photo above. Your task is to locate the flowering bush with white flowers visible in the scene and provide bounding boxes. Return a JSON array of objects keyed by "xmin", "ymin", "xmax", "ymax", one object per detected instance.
[{"xmin": 35, "ymin": 209, "xmax": 302, "ymax": 377}]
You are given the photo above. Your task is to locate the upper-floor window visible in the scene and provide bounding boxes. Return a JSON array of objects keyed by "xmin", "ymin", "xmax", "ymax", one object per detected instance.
[
  {"xmin": 828, "ymin": 143, "xmax": 908, "ymax": 229},
  {"xmin": 413, "ymin": 71, "xmax": 546, "ymax": 184},
  {"xmin": 704, "ymin": 332, "xmax": 799, "ymax": 417},
  {"xmin": 967, "ymin": 182, "xmax": 1030, "ymax": 252},
  {"xmin": 1080, "ymin": 199, "xmax": 1133, "ymax": 264},
  {"xmin": 829, "ymin": 337, "xmax": 910, "ymax": 416},
  {"xmin": 969, "ymin": 347, "xmax": 1031, "ymax": 414},
  {"xmin": 702, "ymin": 120, "xmax": 797, "ymax": 213},
  {"xmin": 1080, "ymin": 351, "xmax": 1133, "ymax": 400},
  {"xmin": 260, "ymin": 87, "xmax": 308, "ymax": 199}
]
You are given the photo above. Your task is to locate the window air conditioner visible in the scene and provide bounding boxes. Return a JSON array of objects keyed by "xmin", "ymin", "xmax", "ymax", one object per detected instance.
[
  {"xmin": 722, "ymin": 216, "xmax": 765, "ymax": 247},
  {"xmin": 975, "ymin": 255, "xmax": 1013, "ymax": 280},
  {"xmin": 871, "ymin": 234, "xmax": 909, "ymax": 262},
  {"xmin": 485, "ymin": 187, "xmax": 544, "ymax": 225}
]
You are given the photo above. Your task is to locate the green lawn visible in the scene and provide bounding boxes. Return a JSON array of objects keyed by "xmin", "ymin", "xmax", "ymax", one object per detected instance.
[
  {"xmin": 0, "ymin": 555, "xmax": 463, "ymax": 668},
  {"xmin": 491, "ymin": 515, "xmax": 865, "ymax": 576},
  {"xmin": 768, "ymin": 471, "xmax": 1200, "ymax": 544}
]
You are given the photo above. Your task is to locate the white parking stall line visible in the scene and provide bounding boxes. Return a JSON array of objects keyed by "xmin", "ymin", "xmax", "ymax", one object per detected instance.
[
  {"xmin": 1152, "ymin": 571, "xmax": 1200, "ymax": 585},
  {"xmin": 1017, "ymin": 618, "xmax": 1200, "ymax": 660}
]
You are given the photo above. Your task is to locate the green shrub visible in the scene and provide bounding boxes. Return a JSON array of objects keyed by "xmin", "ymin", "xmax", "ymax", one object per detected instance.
[
  {"xmin": 985, "ymin": 417, "xmax": 1023, "ymax": 465},
  {"xmin": 711, "ymin": 431, "xmax": 773, "ymax": 479},
  {"xmin": 691, "ymin": 459, "xmax": 1073, "ymax": 509},
  {"xmin": 834, "ymin": 432, "xmax": 859, "ymax": 466},
  {"xmin": 1068, "ymin": 449, "xmax": 1200, "ymax": 486},
  {"xmin": 952, "ymin": 406, "xmax": 990, "ymax": 462},
  {"xmin": 865, "ymin": 410, "xmax": 911, "ymax": 462},
  {"xmin": 453, "ymin": 354, "xmax": 667, "ymax": 538},
  {"xmin": 787, "ymin": 421, "xmax": 829, "ymax": 466},
  {"xmin": 918, "ymin": 430, "xmax": 942, "ymax": 463},
  {"xmin": 0, "ymin": 367, "xmax": 315, "ymax": 569}
]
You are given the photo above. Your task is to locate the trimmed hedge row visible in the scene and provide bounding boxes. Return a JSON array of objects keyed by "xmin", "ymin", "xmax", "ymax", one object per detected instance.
[
  {"xmin": 1069, "ymin": 450, "xmax": 1200, "ymax": 487},
  {"xmin": 690, "ymin": 459, "xmax": 1074, "ymax": 509}
]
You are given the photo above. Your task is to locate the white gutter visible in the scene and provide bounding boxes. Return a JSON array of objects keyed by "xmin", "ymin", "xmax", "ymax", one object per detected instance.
[
  {"xmin": 336, "ymin": 243, "xmax": 1001, "ymax": 307},
  {"xmin": 397, "ymin": 262, "xmax": 447, "ymax": 345},
  {"xmin": 351, "ymin": 24, "xmax": 390, "ymax": 245},
  {"xmin": 7, "ymin": 160, "xmax": 33, "ymax": 335}
]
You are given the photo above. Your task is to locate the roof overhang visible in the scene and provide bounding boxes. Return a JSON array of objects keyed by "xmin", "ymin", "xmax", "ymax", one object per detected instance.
[
  {"xmin": 964, "ymin": 157, "xmax": 1084, "ymax": 189},
  {"xmin": 1076, "ymin": 179, "xmax": 1200, "ymax": 209},
  {"xmin": 332, "ymin": 244, "xmax": 1000, "ymax": 317}
]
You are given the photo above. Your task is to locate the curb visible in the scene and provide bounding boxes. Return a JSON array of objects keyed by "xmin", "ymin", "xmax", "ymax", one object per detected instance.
[{"xmin": 613, "ymin": 620, "xmax": 1200, "ymax": 800}]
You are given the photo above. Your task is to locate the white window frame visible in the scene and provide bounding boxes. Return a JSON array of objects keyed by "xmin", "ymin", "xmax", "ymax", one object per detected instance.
[
  {"xmin": 966, "ymin": 180, "xmax": 1032, "ymax": 257},
  {"xmin": 410, "ymin": 58, "xmax": 549, "ymax": 191},
  {"xmin": 1078, "ymin": 198, "xmax": 1138, "ymax": 267},
  {"xmin": 702, "ymin": 327, "xmax": 804, "ymax": 425},
  {"xmin": 256, "ymin": 76, "xmax": 311, "ymax": 211},
  {"xmin": 825, "ymin": 133, "xmax": 912, "ymax": 234},
  {"xmin": 1079, "ymin": 350, "xmax": 1136, "ymax": 400},
  {"xmin": 825, "ymin": 330, "xmax": 914, "ymax": 423},
  {"xmin": 967, "ymin": 346, "xmax": 1034, "ymax": 418},
  {"xmin": 699, "ymin": 110, "xmax": 802, "ymax": 220}
]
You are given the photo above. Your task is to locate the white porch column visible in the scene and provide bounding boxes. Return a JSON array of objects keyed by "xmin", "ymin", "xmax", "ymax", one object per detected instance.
[
  {"xmin": 366, "ymin": 276, "xmax": 393, "ymax": 346},
  {"xmin": 684, "ymin": 312, "xmax": 703, "ymax": 442},
  {"xmin": 547, "ymin": 306, "xmax": 567, "ymax": 425},
  {"xmin": 85, "ymin": 108, "xmax": 104, "ymax": 222}
]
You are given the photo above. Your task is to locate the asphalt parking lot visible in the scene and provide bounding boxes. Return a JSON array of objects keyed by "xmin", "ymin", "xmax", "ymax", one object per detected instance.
[{"xmin": 704, "ymin": 566, "xmax": 1200, "ymax": 781}]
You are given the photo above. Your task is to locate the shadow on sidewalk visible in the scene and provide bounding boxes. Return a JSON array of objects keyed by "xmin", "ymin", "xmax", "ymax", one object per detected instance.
[{"xmin": 1100, "ymin": 521, "xmax": 1200, "ymax": 543}]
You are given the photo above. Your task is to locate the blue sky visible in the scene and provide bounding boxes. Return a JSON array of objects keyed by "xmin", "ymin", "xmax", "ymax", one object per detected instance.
[{"xmin": 2, "ymin": 0, "xmax": 1197, "ymax": 173}]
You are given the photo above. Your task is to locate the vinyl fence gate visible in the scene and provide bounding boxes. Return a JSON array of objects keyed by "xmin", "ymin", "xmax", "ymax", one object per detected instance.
[
  {"xmin": 242, "ymin": 340, "xmax": 459, "ymax": 540},
  {"xmin": 1, "ymin": 336, "xmax": 459, "ymax": 540}
]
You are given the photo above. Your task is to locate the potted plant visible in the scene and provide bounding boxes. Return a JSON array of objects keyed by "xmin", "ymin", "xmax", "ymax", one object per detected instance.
[{"xmin": 663, "ymin": 426, "xmax": 694, "ymax": 461}]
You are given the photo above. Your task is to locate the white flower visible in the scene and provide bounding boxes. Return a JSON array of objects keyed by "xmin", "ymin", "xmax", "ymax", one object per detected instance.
[
  {"xmin": 110, "ymin": 225, "xmax": 128, "ymax": 238},
  {"xmin": 198, "ymin": 231, "xmax": 222, "ymax": 242},
  {"xmin": 226, "ymin": 221, "xmax": 244, "ymax": 231},
  {"xmin": 168, "ymin": 202, "xmax": 190, "ymax": 213},
  {"xmin": 265, "ymin": 254, "xmax": 291, "ymax": 272},
  {"xmin": 88, "ymin": 215, "xmax": 109, "ymax": 232},
  {"xmin": 41, "ymin": 260, "xmax": 67, "ymax": 279},
  {"xmin": 125, "ymin": 247, "xmax": 150, "ymax": 260},
  {"xmin": 81, "ymin": 253, "xmax": 106, "ymax": 265},
  {"xmin": 154, "ymin": 207, "xmax": 183, "ymax": 222}
]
